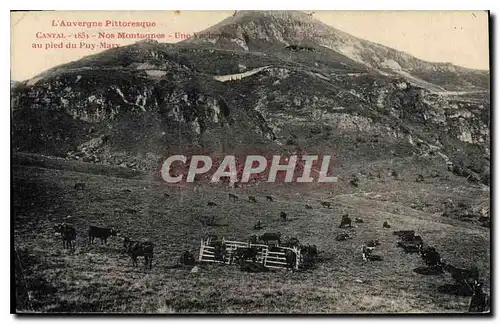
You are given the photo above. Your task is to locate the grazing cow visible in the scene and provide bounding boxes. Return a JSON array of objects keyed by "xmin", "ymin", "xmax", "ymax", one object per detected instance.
[
  {"xmin": 336, "ymin": 233, "xmax": 350, "ymax": 241},
  {"xmin": 88, "ymin": 225, "xmax": 118, "ymax": 244},
  {"xmin": 284, "ymin": 250, "xmax": 297, "ymax": 271},
  {"xmin": 207, "ymin": 201, "xmax": 217, "ymax": 206},
  {"xmin": 300, "ymin": 244, "xmax": 318, "ymax": 261},
  {"xmin": 469, "ymin": 281, "xmax": 489, "ymax": 313},
  {"xmin": 179, "ymin": 251, "xmax": 196, "ymax": 266},
  {"xmin": 126, "ymin": 240, "xmax": 154, "ymax": 270},
  {"xmin": 320, "ymin": 201, "xmax": 331, "ymax": 208},
  {"xmin": 266, "ymin": 195, "xmax": 274, "ymax": 202},
  {"xmin": 233, "ymin": 247, "xmax": 258, "ymax": 263},
  {"xmin": 248, "ymin": 196, "xmax": 257, "ymax": 203},
  {"xmin": 444, "ymin": 264, "xmax": 480, "ymax": 288},
  {"xmin": 253, "ymin": 220, "xmax": 262, "ymax": 230},
  {"xmin": 422, "ymin": 248, "xmax": 442, "ymax": 267},
  {"xmin": 54, "ymin": 223, "xmax": 76, "ymax": 250},
  {"xmin": 354, "ymin": 217, "xmax": 364, "ymax": 223},
  {"xmin": 228, "ymin": 193, "xmax": 238, "ymax": 201},
  {"xmin": 74, "ymin": 182, "xmax": 85, "ymax": 190},
  {"xmin": 280, "ymin": 212, "xmax": 287, "ymax": 223},
  {"xmin": 366, "ymin": 239, "xmax": 380, "ymax": 247},
  {"xmin": 259, "ymin": 232, "xmax": 281, "ymax": 245},
  {"xmin": 400, "ymin": 232, "xmax": 422, "ymax": 243},
  {"xmin": 305, "ymin": 204, "xmax": 313, "ymax": 209},
  {"xmin": 339, "ymin": 214, "xmax": 352, "ymax": 228},
  {"xmin": 383, "ymin": 221, "xmax": 391, "ymax": 229}
]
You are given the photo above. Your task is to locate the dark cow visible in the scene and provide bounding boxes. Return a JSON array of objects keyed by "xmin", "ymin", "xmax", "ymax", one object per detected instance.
[
  {"xmin": 74, "ymin": 182, "xmax": 85, "ymax": 190},
  {"xmin": 339, "ymin": 214, "xmax": 352, "ymax": 228},
  {"xmin": 444, "ymin": 264, "xmax": 480, "ymax": 288},
  {"xmin": 126, "ymin": 240, "xmax": 154, "ymax": 270},
  {"xmin": 179, "ymin": 251, "xmax": 196, "ymax": 266},
  {"xmin": 383, "ymin": 221, "xmax": 391, "ymax": 229},
  {"xmin": 253, "ymin": 220, "xmax": 262, "ymax": 230},
  {"xmin": 248, "ymin": 196, "xmax": 257, "ymax": 203},
  {"xmin": 366, "ymin": 239, "xmax": 380, "ymax": 247},
  {"xmin": 335, "ymin": 233, "xmax": 350, "ymax": 241},
  {"xmin": 88, "ymin": 225, "xmax": 118, "ymax": 244},
  {"xmin": 266, "ymin": 195, "xmax": 274, "ymax": 202},
  {"xmin": 259, "ymin": 232, "xmax": 281, "ymax": 245},
  {"xmin": 228, "ymin": 193, "xmax": 238, "ymax": 201},
  {"xmin": 232, "ymin": 247, "xmax": 258, "ymax": 263},
  {"xmin": 305, "ymin": 204, "xmax": 313, "ymax": 209},
  {"xmin": 416, "ymin": 174, "xmax": 424, "ymax": 182},
  {"xmin": 362, "ymin": 245, "xmax": 375, "ymax": 262},
  {"xmin": 54, "ymin": 223, "xmax": 76, "ymax": 250},
  {"xmin": 280, "ymin": 212, "xmax": 287, "ymax": 223},
  {"xmin": 469, "ymin": 281, "xmax": 489, "ymax": 313},
  {"xmin": 300, "ymin": 244, "xmax": 318, "ymax": 260},
  {"xmin": 354, "ymin": 217, "xmax": 364, "ymax": 223},
  {"xmin": 400, "ymin": 233, "xmax": 422, "ymax": 243},
  {"xmin": 421, "ymin": 248, "xmax": 442, "ymax": 267},
  {"xmin": 207, "ymin": 201, "xmax": 217, "ymax": 206},
  {"xmin": 320, "ymin": 201, "xmax": 331, "ymax": 208}
]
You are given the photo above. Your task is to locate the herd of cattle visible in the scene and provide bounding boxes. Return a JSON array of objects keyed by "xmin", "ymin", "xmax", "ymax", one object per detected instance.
[{"xmin": 50, "ymin": 183, "xmax": 489, "ymax": 313}]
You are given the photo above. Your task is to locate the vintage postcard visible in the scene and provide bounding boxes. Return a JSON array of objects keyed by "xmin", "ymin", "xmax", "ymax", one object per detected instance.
[{"xmin": 11, "ymin": 10, "xmax": 491, "ymax": 314}]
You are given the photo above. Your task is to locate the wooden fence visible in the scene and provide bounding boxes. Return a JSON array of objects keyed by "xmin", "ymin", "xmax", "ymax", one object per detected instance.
[{"xmin": 198, "ymin": 237, "xmax": 300, "ymax": 271}]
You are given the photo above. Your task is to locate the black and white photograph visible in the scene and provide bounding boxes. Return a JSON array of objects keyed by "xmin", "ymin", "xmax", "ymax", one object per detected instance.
[{"xmin": 10, "ymin": 9, "xmax": 491, "ymax": 314}]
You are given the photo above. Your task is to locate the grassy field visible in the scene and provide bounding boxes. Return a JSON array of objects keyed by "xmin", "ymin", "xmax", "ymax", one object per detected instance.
[{"xmin": 13, "ymin": 154, "xmax": 490, "ymax": 314}]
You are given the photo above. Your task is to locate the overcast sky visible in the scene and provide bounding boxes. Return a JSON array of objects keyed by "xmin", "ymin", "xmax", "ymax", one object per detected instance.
[{"xmin": 11, "ymin": 11, "xmax": 489, "ymax": 81}]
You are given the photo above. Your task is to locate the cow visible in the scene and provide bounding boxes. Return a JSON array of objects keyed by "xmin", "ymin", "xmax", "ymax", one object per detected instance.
[
  {"xmin": 253, "ymin": 220, "xmax": 262, "ymax": 230},
  {"xmin": 339, "ymin": 214, "xmax": 352, "ymax": 228},
  {"xmin": 366, "ymin": 239, "xmax": 380, "ymax": 247},
  {"xmin": 400, "ymin": 232, "xmax": 422, "ymax": 243},
  {"xmin": 54, "ymin": 223, "xmax": 76, "ymax": 250},
  {"xmin": 88, "ymin": 225, "xmax": 118, "ymax": 244},
  {"xmin": 74, "ymin": 182, "xmax": 85, "ymax": 190},
  {"xmin": 320, "ymin": 201, "xmax": 331, "ymax": 208},
  {"xmin": 305, "ymin": 204, "xmax": 313, "ymax": 209},
  {"xmin": 416, "ymin": 174, "xmax": 424, "ymax": 182},
  {"xmin": 383, "ymin": 221, "xmax": 391, "ymax": 229},
  {"xmin": 354, "ymin": 217, "xmax": 364, "ymax": 223},
  {"xmin": 266, "ymin": 195, "xmax": 274, "ymax": 202},
  {"xmin": 284, "ymin": 250, "xmax": 297, "ymax": 271},
  {"xmin": 207, "ymin": 201, "xmax": 217, "ymax": 206},
  {"xmin": 232, "ymin": 247, "xmax": 259, "ymax": 263},
  {"xmin": 300, "ymin": 244, "xmax": 318, "ymax": 260},
  {"xmin": 280, "ymin": 212, "xmax": 287, "ymax": 223},
  {"xmin": 126, "ymin": 240, "xmax": 154, "ymax": 270},
  {"xmin": 422, "ymin": 248, "xmax": 442, "ymax": 267},
  {"xmin": 259, "ymin": 232, "xmax": 281, "ymax": 245},
  {"xmin": 335, "ymin": 233, "xmax": 350, "ymax": 241},
  {"xmin": 228, "ymin": 193, "xmax": 238, "ymax": 201},
  {"xmin": 248, "ymin": 196, "xmax": 257, "ymax": 203},
  {"xmin": 179, "ymin": 251, "xmax": 196, "ymax": 266},
  {"xmin": 469, "ymin": 281, "xmax": 489, "ymax": 313},
  {"xmin": 444, "ymin": 264, "xmax": 480, "ymax": 289}
]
